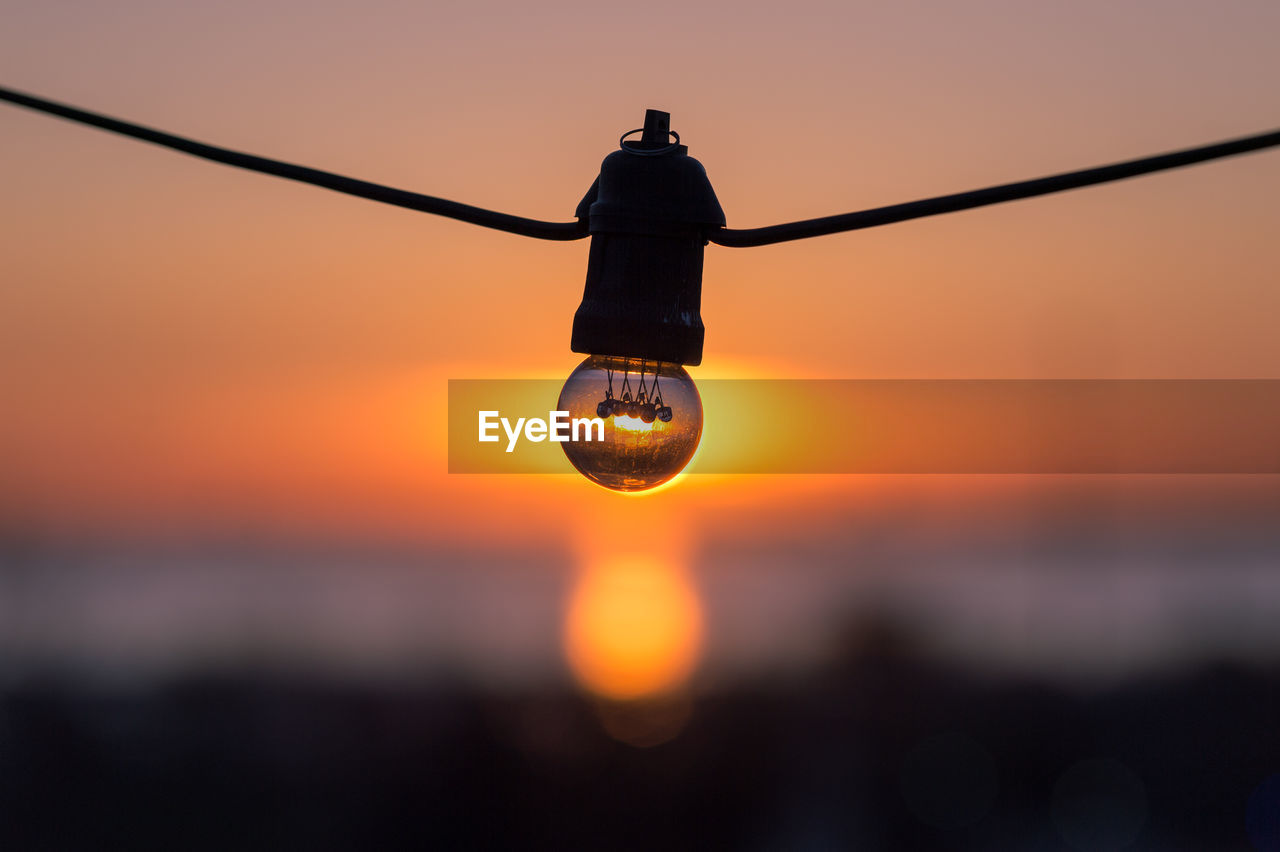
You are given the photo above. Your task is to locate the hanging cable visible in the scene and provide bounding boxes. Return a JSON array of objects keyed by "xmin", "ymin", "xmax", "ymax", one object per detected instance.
[
  {"xmin": 0, "ymin": 85, "xmax": 588, "ymax": 241},
  {"xmin": 3, "ymin": 85, "xmax": 1276, "ymax": 247},
  {"xmin": 708, "ymin": 128, "xmax": 1280, "ymax": 246}
]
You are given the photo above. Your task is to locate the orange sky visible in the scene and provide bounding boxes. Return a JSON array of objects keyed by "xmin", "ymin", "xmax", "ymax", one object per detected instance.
[
  {"xmin": 2, "ymin": 0, "xmax": 1279, "ymax": 691},
  {"xmin": 1, "ymin": 0, "xmax": 1277, "ymax": 524}
]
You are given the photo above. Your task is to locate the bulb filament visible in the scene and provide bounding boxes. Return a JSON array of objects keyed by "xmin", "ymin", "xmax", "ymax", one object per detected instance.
[{"xmin": 597, "ymin": 359, "xmax": 674, "ymax": 423}]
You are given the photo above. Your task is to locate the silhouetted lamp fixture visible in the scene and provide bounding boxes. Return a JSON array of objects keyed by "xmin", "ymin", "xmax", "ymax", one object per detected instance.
[
  {"xmin": 559, "ymin": 110, "xmax": 721, "ymax": 490},
  {"xmin": 2, "ymin": 86, "xmax": 1278, "ymax": 491}
]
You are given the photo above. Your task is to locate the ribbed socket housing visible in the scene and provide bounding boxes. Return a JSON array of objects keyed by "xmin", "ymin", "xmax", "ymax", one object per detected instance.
[{"xmin": 570, "ymin": 110, "xmax": 724, "ymax": 366}]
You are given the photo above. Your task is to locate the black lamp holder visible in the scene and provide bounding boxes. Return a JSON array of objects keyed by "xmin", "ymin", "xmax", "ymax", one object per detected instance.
[{"xmin": 570, "ymin": 109, "xmax": 723, "ymax": 365}]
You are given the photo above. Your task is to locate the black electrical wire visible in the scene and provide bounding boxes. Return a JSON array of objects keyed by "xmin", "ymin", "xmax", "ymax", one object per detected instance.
[
  {"xmin": 709, "ymin": 128, "xmax": 1280, "ymax": 247},
  {"xmin": 0, "ymin": 85, "xmax": 588, "ymax": 241},
  {"xmin": 3, "ymin": 85, "xmax": 1277, "ymax": 247}
]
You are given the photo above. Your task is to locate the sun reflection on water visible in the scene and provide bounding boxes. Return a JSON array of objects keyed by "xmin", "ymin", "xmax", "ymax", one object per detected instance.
[{"xmin": 563, "ymin": 553, "xmax": 703, "ymax": 703}]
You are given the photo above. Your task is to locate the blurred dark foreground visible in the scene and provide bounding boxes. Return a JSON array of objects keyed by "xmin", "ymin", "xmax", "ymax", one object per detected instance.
[{"xmin": 3, "ymin": 629, "xmax": 1279, "ymax": 852}]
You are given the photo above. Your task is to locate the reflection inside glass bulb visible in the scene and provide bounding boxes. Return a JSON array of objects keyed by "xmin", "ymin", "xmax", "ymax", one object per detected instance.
[
  {"xmin": 612, "ymin": 414, "xmax": 652, "ymax": 432},
  {"xmin": 557, "ymin": 355, "xmax": 702, "ymax": 492}
]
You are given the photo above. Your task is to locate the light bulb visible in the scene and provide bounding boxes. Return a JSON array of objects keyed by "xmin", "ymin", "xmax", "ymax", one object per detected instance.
[{"xmin": 557, "ymin": 355, "xmax": 702, "ymax": 492}]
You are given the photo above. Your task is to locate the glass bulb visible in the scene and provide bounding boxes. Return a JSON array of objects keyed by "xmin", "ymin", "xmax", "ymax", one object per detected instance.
[{"xmin": 557, "ymin": 355, "xmax": 702, "ymax": 492}]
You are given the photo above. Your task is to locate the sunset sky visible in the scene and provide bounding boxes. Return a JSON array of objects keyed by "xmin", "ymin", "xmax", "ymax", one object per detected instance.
[{"xmin": 2, "ymin": 0, "xmax": 1278, "ymax": 696}]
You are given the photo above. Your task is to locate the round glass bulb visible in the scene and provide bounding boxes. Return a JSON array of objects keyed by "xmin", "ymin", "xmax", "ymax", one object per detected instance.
[{"xmin": 557, "ymin": 355, "xmax": 702, "ymax": 492}]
